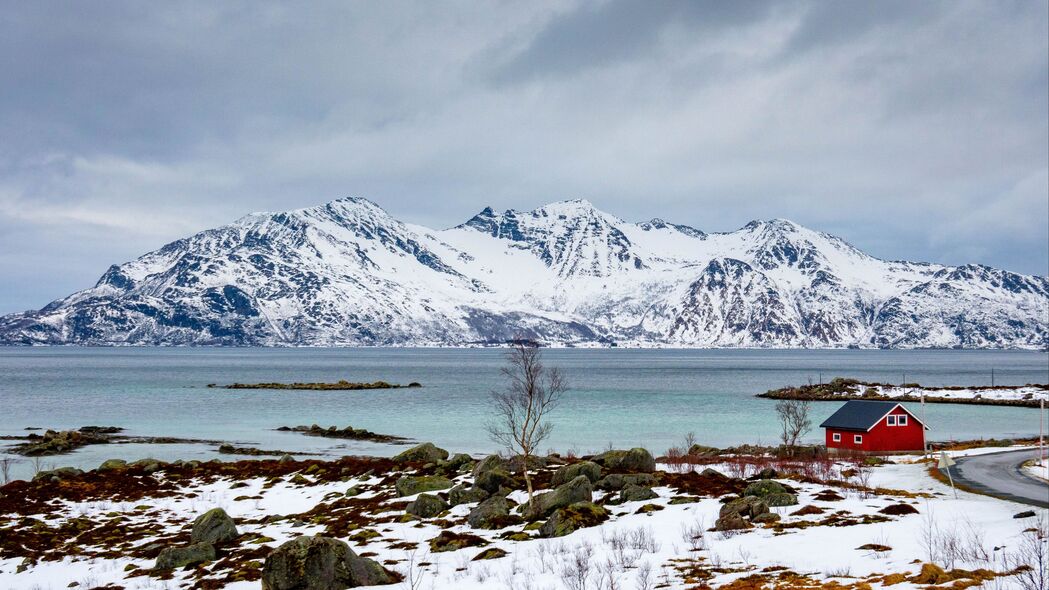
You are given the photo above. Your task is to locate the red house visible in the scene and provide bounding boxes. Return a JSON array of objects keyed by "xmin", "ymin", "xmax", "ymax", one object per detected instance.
[{"xmin": 820, "ymin": 400, "xmax": 928, "ymax": 454}]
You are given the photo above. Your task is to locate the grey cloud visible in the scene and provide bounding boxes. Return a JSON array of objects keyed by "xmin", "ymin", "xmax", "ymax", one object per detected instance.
[{"xmin": 0, "ymin": 0, "xmax": 1045, "ymax": 314}]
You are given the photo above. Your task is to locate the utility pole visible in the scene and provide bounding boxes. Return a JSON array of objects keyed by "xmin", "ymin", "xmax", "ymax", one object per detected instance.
[
  {"xmin": 922, "ymin": 391, "xmax": 927, "ymax": 459},
  {"xmin": 990, "ymin": 367, "xmax": 994, "ymax": 387},
  {"xmin": 1041, "ymin": 398, "xmax": 1046, "ymax": 480}
]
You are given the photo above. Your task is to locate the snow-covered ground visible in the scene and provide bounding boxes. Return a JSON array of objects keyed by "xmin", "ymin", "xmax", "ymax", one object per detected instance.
[
  {"xmin": 0, "ymin": 452, "xmax": 1044, "ymax": 590},
  {"xmin": 1024, "ymin": 456, "xmax": 1049, "ymax": 483},
  {"xmin": 859, "ymin": 385, "xmax": 1048, "ymax": 403}
]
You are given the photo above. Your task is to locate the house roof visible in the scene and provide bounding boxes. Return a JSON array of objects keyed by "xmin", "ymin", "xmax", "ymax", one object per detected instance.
[{"xmin": 819, "ymin": 400, "xmax": 927, "ymax": 432}]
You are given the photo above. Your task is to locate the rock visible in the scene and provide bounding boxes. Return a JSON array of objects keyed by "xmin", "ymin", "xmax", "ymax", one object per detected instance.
[
  {"xmin": 742, "ymin": 479, "xmax": 788, "ymax": 498},
  {"xmin": 278, "ymin": 454, "xmax": 294, "ymax": 463},
  {"xmin": 448, "ymin": 484, "xmax": 490, "ymax": 506},
  {"xmin": 714, "ymin": 512, "xmax": 752, "ymax": 531},
  {"xmin": 699, "ymin": 467, "xmax": 727, "ymax": 479},
  {"xmin": 592, "ymin": 448, "xmax": 656, "ymax": 473},
  {"xmin": 525, "ymin": 475, "xmax": 592, "ymax": 520},
  {"xmin": 719, "ymin": 496, "xmax": 769, "ymax": 519},
  {"xmin": 474, "ymin": 468, "xmax": 515, "ymax": 494},
  {"xmin": 687, "ymin": 444, "xmax": 720, "ymax": 457},
  {"xmin": 752, "ymin": 512, "xmax": 781, "ymax": 524},
  {"xmin": 155, "ymin": 542, "xmax": 215, "ymax": 570},
  {"xmin": 468, "ymin": 495, "xmax": 512, "ymax": 529},
  {"xmin": 763, "ymin": 492, "xmax": 798, "ymax": 507},
  {"xmin": 406, "ymin": 494, "xmax": 447, "ymax": 519},
  {"xmin": 32, "ymin": 466, "xmax": 83, "ymax": 482},
  {"xmin": 551, "ymin": 461, "xmax": 601, "ymax": 486},
  {"xmin": 97, "ymin": 459, "xmax": 127, "ymax": 471},
  {"xmin": 879, "ymin": 503, "xmax": 919, "ymax": 516},
  {"xmin": 392, "ymin": 442, "xmax": 449, "ymax": 464},
  {"xmin": 191, "ymin": 508, "xmax": 239, "ymax": 544},
  {"xmin": 441, "ymin": 453, "xmax": 474, "ymax": 473},
  {"xmin": 595, "ymin": 473, "xmax": 657, "ymax": 491},
  {"xmin": 472, "ymin": 454, "xmax": 509, "ymax": 478},
  {"xmin": 131, "ymin": 458, "xmax": 163, "ymax": 474},
  {"xmin": 261, "ymin": 536, "xmax": 394, "ymax": 589},
  {"xmin": 1013, "ymin": 510, "xmax": 1036, "ymax": 519},
  {"xmin": 395, "ymin": 475, "xmax": 453, "ymax": 497},
  {"xmin": 619, "ymin": 484, "xmax": 658, "ymax": 503},
  {"xmin": 540, "ymin": 502, "xmax": 609, "ymax": 537},
  {"xmin": 428, "ymin": 531, "xmax": 488, "ymax": 553},
  {"xmin": 508, "ymin": 454, "xmax": 547, "ymax": 473},
  {"xmin": 756, "ymin": 467, "xmax": 778, "ymax": 479}
]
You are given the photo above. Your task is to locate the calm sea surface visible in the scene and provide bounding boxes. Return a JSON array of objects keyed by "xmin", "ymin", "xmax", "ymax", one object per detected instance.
[{"xmin": 1, "ymin": 348, "xmax": 1046, "ymax": 480}]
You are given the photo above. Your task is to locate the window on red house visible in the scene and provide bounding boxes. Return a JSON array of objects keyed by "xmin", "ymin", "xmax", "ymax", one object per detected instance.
[
  {"xmin": 887, "ymin": 415, "xmax": 897, "ymax": 426},
  {"xmin": 898, "ymin": 415, "xmax": 908, "ymax": 426},
  {"xmin": 832, "ymin": 433, "xmax": 841, "ymax": 442},
  {"xmin": 854, "ymin": 434, "xmax": 862, "ymax": 444}
]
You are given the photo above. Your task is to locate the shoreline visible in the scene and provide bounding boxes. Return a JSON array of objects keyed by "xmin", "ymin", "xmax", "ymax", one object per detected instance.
[{"xmin": 758, "ymin": 378, "xmax": 1048, "ymax": 408}]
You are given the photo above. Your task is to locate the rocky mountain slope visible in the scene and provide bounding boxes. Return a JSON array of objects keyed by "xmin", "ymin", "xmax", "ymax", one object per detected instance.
[{"xmin": 1, "ymin": 198, "xmax": 1046, "ymax": 348}]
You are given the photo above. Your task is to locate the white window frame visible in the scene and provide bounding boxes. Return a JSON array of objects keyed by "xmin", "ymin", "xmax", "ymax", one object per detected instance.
[
  {"xmin": 832, "ymin": 432, "xmax": 841, "ymax": 442},
  {"xmin": 897, "ymin": 415, "xmax": 908, "ymax": 426},
  {"xmin": 886, "ymin": 415, "xmax": 897, "ymax": 426},
  {"xmin": 854, "ymin": 434, "xmax": 863, "ymax": 444}
]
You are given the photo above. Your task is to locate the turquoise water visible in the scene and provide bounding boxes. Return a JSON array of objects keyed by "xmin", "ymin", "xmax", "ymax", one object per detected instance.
[{"xmin": 0, "ymin": 348, "xmax": 1046, "ymax": 480}]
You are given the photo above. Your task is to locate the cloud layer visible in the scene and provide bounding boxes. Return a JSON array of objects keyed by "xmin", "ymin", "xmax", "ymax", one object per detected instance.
[{"xmin": 1, "ymin": 1, "xmax": 1046, "ymax": 313}]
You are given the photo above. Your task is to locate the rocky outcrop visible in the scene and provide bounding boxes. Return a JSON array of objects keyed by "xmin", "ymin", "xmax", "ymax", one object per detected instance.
[
  {"xmin": 595, "ymin": 473, "xmax": 657, "ymax": 491},
  {"xmin": 592, "ymin": 448, "xmax": 656, "ymax": 473},
  {"xmin": 393, "ymin": 442, "xmax": 449, "ymax": 463},
  {"xmin": 155, "ymin": 542, "xmax": 216, "ymax": 570},
  {"xmin": 523, "ymin": 475, "xmax": 592, "ymax": 520},
  {"xmin": 551, "ymin": 461, "xmax": 601, "ymax": 486},
  {"xmin": 406, "ymin": 494, "xmax": 447, "ymax": 519},
  {"xmin": 467, "ymin": 496, "xmax": 514, "ymax": 529},
  {"xmin": 261, "ymin": 536, "xmax": 394, "ymax": 589},
  {"xmin": 540, "ymin": 502, "xmax": 609, "ymax": 537},
  {"xmin": 191, "ymin": 508, "xmax": 238, "ymax": 544}
]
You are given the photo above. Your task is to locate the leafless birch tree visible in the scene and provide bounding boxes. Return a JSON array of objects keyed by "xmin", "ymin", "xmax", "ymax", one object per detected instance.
[
  {"xmin": 486, "ymin": 342, "xmax": 567, "ymax": 505},
  {"xmin": 775, "ymin": 398, "xmax": 812, "ymax": 453}
]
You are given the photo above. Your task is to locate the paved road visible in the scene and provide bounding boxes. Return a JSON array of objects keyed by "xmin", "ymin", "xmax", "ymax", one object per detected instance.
[{"xmin": 950, "ymin": 448, "xmax": 1048, "ymax": 508}]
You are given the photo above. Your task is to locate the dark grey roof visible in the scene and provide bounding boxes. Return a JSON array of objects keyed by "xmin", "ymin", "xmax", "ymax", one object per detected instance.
[{"xmin": 819, "ymin": 400, "xmax": 905, "ymax": 431}]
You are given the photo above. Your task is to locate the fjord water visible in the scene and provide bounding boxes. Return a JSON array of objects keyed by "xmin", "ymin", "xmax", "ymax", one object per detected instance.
[{"xmin": 0, "ymin": 348, "xmax": 1046, "ymax": 480}]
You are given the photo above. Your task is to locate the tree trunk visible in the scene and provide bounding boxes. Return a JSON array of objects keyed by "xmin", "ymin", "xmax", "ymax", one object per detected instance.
[{"xmin": 523, "ymin": 465, "xmax": 535, "ymax": 506}]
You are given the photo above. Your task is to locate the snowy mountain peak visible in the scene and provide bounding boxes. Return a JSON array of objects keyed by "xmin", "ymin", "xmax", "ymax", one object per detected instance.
[{"xmin": 1, "ymin": 198, "xmax": 1045, "ymax": 348}]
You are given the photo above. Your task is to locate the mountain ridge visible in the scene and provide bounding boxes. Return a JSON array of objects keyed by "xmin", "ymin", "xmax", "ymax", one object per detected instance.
[{"xmin": 1, "ymin": 197, "xmax": 1046, "ymax": 348}]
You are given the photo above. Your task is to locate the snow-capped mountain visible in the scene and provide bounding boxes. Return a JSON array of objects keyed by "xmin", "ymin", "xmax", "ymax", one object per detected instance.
[{"xmin": 1, "ymin": 197, "xmax": 1046, "ymax": 348}]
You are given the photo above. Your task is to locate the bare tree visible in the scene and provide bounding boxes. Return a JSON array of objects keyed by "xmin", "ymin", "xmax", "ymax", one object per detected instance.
[
  {"xmin": 775, "ymin": 399, "xmax": 812, "ymax": 453},
  {"xmin": 486, "ymin": 343, "xmax": 568, "ymax": 506}
]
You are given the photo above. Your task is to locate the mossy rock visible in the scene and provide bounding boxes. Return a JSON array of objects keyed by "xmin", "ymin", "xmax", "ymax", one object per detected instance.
[
  {"xmin": 472, "ymin": 548, "xmax": 508, "ymax": 560},
  {"xmin": 428, "ymin": 531, "xmax": 488, "ymax": 553},
  {"xmin": 668, "ymin": 496, "xmax": 701, "ymax": 505},
  {"xmin": 440, "ymin": 453, "xmax": 474, "ymax": 473},
  {"xmin": 635, "ymin": 503, "xmax": 664, "ymax": 514},
  {"xmin": 714, "ymin": 512, "xmax": 751, "ymax": 531},
  {"xmin": 595, "ymin": 473, "xmax": 657, "ymax": 491},
  {"xmin": 393, "ymin": 442, "xmax": 449, "ymax": 464},
  {"xmin": 472, "ymin": 454, "xmax": 509, "ymax": 478},
  {"xmin": 191, "ymin": 508, "xmax": 239, "ymax": 544},
  {"xmin": 524, "ymin": 475, "xmax": 592, "ymax": 520},
  {"xmin": 551, "ymin": 461, "xmax": 602, "ymax": 486},
  {"xmin": 395, "ymin": 475, "xmax": 453, "ymax": 497},
  {"xmin": 474, "ymin": 468, "xmax": 515, "ymax": 494},
  {"xmin": 97, "ymin": 459, "xmax": 127, "ymax": 472},
  {"xmin": 719, "ymin": 496, "xmax": 769, "ymax": 519},
  {"xmin": 619, "ymin": 484, "xmax": 658, "ymax": 503},
  {"xmin": 154, "ymin": 542, "xmax": 215, "ymax": 570},
  {"xmin": 261, "ymin": 535, "xmax": 394, "ymax": 589},
  {"xmin": 406, "ymin": 493, "xmax": 448, "ymax": 519},
  {"xmin": 742, "ymin": 479, "xmax": 788, "ymax": 498},
  {"xmin": 448, "ymin": 484, "xmax": 490, "ymax": 506},
  {"xmin": 468, "ymin": 495, "xmax": 523, "ymax": 529},
  {"xmin": 540, "ymin": 502, "xmax": 609, "ymax": 537},
  {"xmin": 688, "ymin": 444, "xmax": 720, "ymax": 457},
  {"xmin": 592, "ymin": 448, "xmax": 655, "ymax": 473},
  {"xmin": 763, "ymin": 492, "xmax": 798, "ymax": 507},
  {"xmin": 752, "ymin": 512, "xmax": 781, "ymax": 524},
  {"xmin": 347, "ymin": 529, "xmax": 380, "ymax": 544},
  {"xmin": 500, "ymin": 532, "xmax": 533, "ymax": 541}
]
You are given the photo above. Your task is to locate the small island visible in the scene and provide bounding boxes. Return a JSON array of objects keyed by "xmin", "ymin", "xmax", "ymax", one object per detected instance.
[
  {"xmin": 208, "ymin": 380, "xmax": 422, "ymax": 391},
  {"xmin": 758, "ymin": 378, "xmax": 1048, "ymax": 408}
]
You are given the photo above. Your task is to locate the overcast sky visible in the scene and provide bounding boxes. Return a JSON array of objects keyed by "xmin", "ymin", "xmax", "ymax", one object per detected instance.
[{"xmin": 1, "ymin": 1, "xmax": 1046, "ymax": 314}]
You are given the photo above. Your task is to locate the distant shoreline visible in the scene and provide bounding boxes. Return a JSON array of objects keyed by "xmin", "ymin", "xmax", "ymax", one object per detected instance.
[{"xmin": 758, "ymin": 378, "xmax": 1048, "ymax": 408}]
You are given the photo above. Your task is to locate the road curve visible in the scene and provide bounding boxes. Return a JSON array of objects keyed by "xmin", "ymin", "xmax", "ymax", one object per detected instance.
[{"xmin": 950, "ymin": 448, "xmax": 1048, "ymax": 508}]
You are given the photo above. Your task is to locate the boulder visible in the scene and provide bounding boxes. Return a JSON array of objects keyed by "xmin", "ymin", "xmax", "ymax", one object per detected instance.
[
  {"xmin": 592, "ymin": 448, "xmax": 656, "ymax": 473},
  {"xmin": 752, "ymin": 512, "xmax": 781, "ymax": 524},
  {"xmin": 395, "ymin": 475, "xmax": 453, "ymax": 497},
  {"xmin": 392, "ymin": 442, "xmax": 449, "ymax": 464},
  {"xmin": 756, "ymin": 467, "xmax": 778, "ymax": 479},
  {"xmin": 406, "ymin": 494, "xmax": 447, "ymax": 519},
  {"xmin": 428, "ymin": 531, "xmax": 488, "ymax": 553},
  {"xmin": 687, "ymin": 444, "xmax": 720, "ymax": 457},
  {"xmin": 32, "ymin": 466, "xmax": 84, "ymax": 482},
  {"xmin": 540, "ymin": 502, "xmax": 609, "ymax": 537},
  {"xmin": 155, "ymin": 542, "xmax": 215, "ymax": 570},
  {"xmin": 551, "ymin": 461, "xmax": 601, "ymax": 486},
  {"xmin": 763, "ymin": 492, "xmax": 798, "ymax": 507},
  {"xmin": 261, "ymin": 536, "xmax": 394, "ymax": 589},
  {"xmin": 97, "ymin": 459, "xmax": 127, "ymax": 472},
  {"xmin": 474, "ymin": 468, "xmax": 515, "ymax": 494},
  {"xmin": 699, "ymin": 467, "xmax": 727, "ymax": 479},
  {"xmin": 524, "ymin": 475, "xmax": 592, "ymax": 520},
  {"xmin": 619, "ymin": 484, "xmax": 658, "ymax": 503},
  {"xmin": 472, "ymin": 454, "xmax": 509, "ymax": 478},
  {"xmin": 508, "ymin": 454, "xmax": 547, "ymax": 473},
  {"xmin": 719, "ymin": 496, "xmax": 769, "ymax": 519},
  {"xmin": 595, "ymin": 473, "xmax": 657, "ymax": 491},
  {"xmin": 472, "ymin": 548, "xmax": 508, "ymax": 560},
  {"xmin": 441, "ymin": 453, "xmax": 474, "ymax": 473},
  {"xmin": 1014, "ymin": 510, "xmax": 1036, "ymax": 519},
  {"xmin": 714, "ymin": 512, "xmax": 751, "ymax": 531},
  {"xmin": 743, "ymin": 479, "xmax": 789, "ymax": 497},
  {"xmin": 467, "ymin": 495, "xmax": 512, "ymax": 529},
  {"xmin": 191, "ymin": 508, "xmax": 239, "ymax": 544},
  {"xmin": 448, "ymin": 484, "xmax": 490, "ymax": 507}
]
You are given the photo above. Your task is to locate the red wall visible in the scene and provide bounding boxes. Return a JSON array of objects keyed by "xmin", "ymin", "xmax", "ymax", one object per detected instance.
[{"xmin": 826, "ymin": 406, "xmax": 924, "ymax": 453}]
